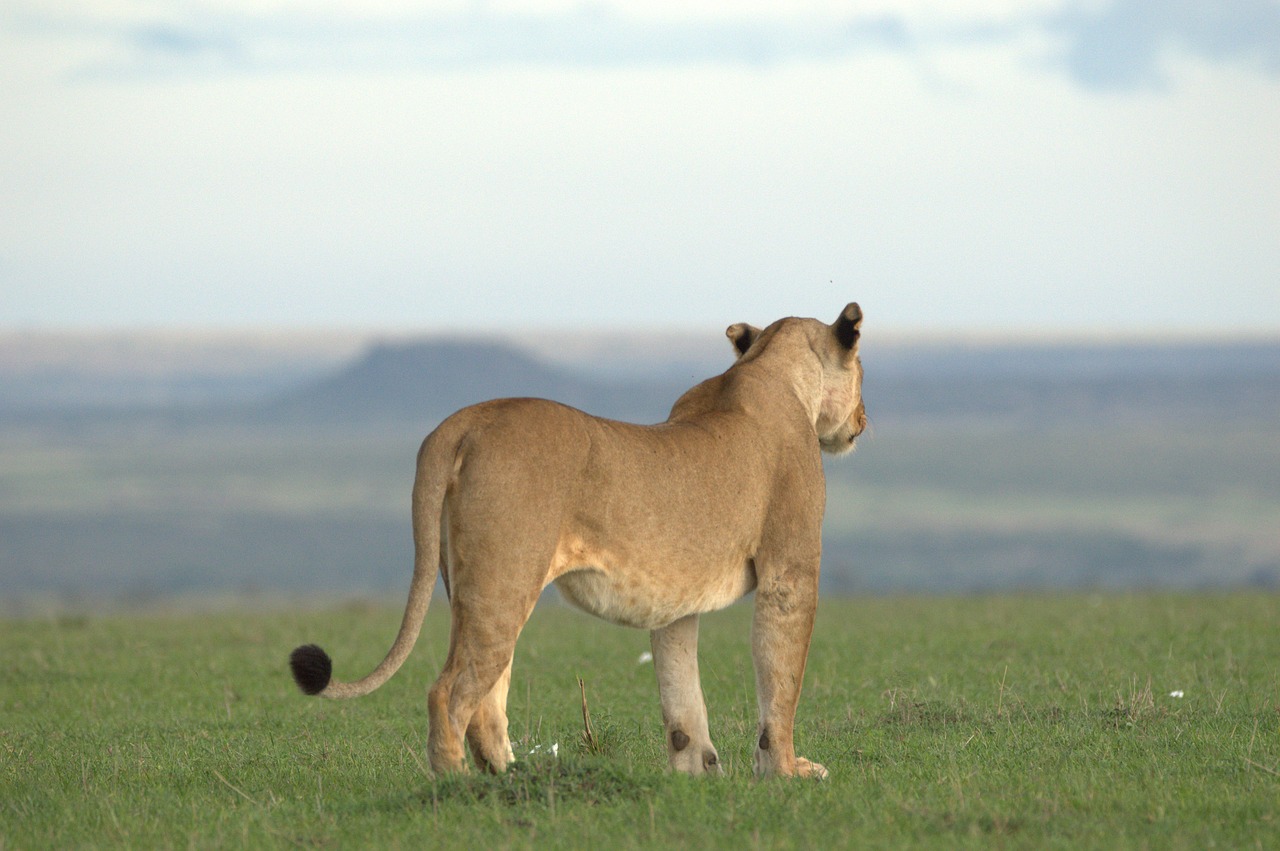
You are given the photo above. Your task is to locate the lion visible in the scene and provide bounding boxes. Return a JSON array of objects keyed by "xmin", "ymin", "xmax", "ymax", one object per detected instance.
[{"xmin": 289, "ymin": 303, "xmax": 866, "ymax": 779}]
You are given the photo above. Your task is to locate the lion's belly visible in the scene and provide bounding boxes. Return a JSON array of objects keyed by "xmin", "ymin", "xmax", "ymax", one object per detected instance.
[{"xmin": 552, "ymin": 561, "xmax": 757, "ymax": 630}]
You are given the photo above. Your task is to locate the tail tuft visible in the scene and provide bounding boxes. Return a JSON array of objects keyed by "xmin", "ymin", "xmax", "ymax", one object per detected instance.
[{"xmin": 289, "ymin": 644, "xmax": 333, "ymax": 695}]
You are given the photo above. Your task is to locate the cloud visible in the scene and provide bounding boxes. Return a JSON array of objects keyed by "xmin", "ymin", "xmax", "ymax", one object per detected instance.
[
  {"xmin": 1048, "ymin": 0, "xmax": 1280, "ymax": 89},
  {"xmin": 7, "ymin": 1, "xmax": 1280, "ymax": 88},
  {"xmin": 127, "ymin": 23, "xmax": 242, "ymax": 61},
  {"xmin": 12, "ymin": 5, "xmax": 916, "ymax": 79}
]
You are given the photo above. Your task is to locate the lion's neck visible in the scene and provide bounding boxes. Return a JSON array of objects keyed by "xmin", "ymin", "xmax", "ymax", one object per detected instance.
[{"xmin": 724, "ymin": 343, "xmax": 823, "ymax": 427}]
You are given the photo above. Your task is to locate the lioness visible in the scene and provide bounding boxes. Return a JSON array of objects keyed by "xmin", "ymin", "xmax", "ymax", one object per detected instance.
[{"xmin": 289, "ymin": 303, "xmax": 866, "ymax": 779}]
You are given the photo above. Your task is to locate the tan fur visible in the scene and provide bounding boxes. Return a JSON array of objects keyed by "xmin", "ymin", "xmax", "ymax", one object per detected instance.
[{"xmin": 290, "ymin": 304, "xmax": 866, "ymax": 779}]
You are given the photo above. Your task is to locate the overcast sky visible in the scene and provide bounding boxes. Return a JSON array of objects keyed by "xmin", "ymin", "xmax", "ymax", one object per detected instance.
[{"xmin": 3, "ymin": 0, "xmax": 1278, "ymax": 335}]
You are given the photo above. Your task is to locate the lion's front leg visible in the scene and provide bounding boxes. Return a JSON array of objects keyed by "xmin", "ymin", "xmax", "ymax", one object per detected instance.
[
  {"xmin": 751, "ymin": 563, "xmax": 827, "ymax": 780},
  {"xmin": 651, "ymin": 614, "xmax": 721, "ymax": 775}
]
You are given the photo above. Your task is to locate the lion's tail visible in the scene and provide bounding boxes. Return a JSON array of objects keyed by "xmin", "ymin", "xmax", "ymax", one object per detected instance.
[{"xmin": 289, "ymin": 420, "xmax": 462, "ymax": 700}]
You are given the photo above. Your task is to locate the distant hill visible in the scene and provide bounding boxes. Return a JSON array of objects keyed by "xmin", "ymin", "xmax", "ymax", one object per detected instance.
[{"xmin": 262, "ymin": 338, "xmax": 688, "ymax": 427}]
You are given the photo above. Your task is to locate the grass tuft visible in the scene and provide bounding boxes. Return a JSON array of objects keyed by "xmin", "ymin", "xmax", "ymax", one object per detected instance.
[
  {"xmin": 1107, "ymin": 675, "xmax": 1159, "ymax": 726},
  {"xmin": 424, "ymin": 755, "xmax": 662, "ymax": 809}
]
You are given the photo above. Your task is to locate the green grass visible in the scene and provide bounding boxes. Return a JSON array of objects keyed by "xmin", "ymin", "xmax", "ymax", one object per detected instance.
[{"xmin": 3, "ymin": 593, "xmax": 1278, "ymax": 849}]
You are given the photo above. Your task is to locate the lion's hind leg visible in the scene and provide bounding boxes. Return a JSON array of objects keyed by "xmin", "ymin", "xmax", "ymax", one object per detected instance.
[
  {"xmin": 466, "ymin": 660, "xmax": 515, "ymax": 773},
  {"xmin": 651, "ymin": 614, "xmax": 721, "ymax": 775},
  {"xmin": 427, "ymin": 586, "xmax": 537, "ymax": 774}
]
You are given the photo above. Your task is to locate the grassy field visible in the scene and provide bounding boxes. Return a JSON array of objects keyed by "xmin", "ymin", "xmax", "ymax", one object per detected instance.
[{"xmin": 3, "ymin": 593, "xmax": 1278, "ymax": 849}]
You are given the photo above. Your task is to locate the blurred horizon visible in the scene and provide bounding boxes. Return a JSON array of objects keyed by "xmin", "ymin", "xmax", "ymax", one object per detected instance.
[{"xmin": 2, "ymin": 330, "xmax": 1278, "ymax": 609}]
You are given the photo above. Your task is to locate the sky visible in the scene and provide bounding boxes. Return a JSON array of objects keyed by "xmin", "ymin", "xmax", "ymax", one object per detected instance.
[{"xmin": 2, "ymin": 0, "xmax": 1279, "ymax": 335}]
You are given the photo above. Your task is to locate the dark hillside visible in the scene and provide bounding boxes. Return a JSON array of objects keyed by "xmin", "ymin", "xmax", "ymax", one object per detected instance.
[
  {"xmin": 865, "ymin": 371, "xmax": 1280, "ymax": 427},
  {"xmin": 862, "ymin": 339, "xmax": 1280, "ymax": 427}
]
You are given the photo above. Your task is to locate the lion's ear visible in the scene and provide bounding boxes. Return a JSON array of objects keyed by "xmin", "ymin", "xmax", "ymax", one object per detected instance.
[
  {"xmin": 833, "ymin": 303, "xmax": 862, "ymax": 351},
  {"xmin": 726, "ymin": 323, "xmax": 761, "ymax": 358}
]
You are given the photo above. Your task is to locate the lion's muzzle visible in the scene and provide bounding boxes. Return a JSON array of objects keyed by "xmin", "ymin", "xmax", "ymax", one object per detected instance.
[{"xmin": 853, "ymin": 401, "xmax": 867, "ymax": 437}]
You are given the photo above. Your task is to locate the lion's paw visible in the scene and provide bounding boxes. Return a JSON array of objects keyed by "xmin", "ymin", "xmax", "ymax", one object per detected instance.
[{"xmin": 794, "ymin": 757, "xmax": 829, "ymax": 780}]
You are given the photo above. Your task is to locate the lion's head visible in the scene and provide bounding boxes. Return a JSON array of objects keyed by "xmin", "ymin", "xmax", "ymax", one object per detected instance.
[{"xmin": 726, "ymin": 302, "xmax": 866, "ymax": 455}]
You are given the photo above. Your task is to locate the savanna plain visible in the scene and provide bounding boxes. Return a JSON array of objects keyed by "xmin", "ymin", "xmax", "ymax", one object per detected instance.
[{"xmin": 3, "ymin": 592, "xmax": 1278, "ymax": 849}]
